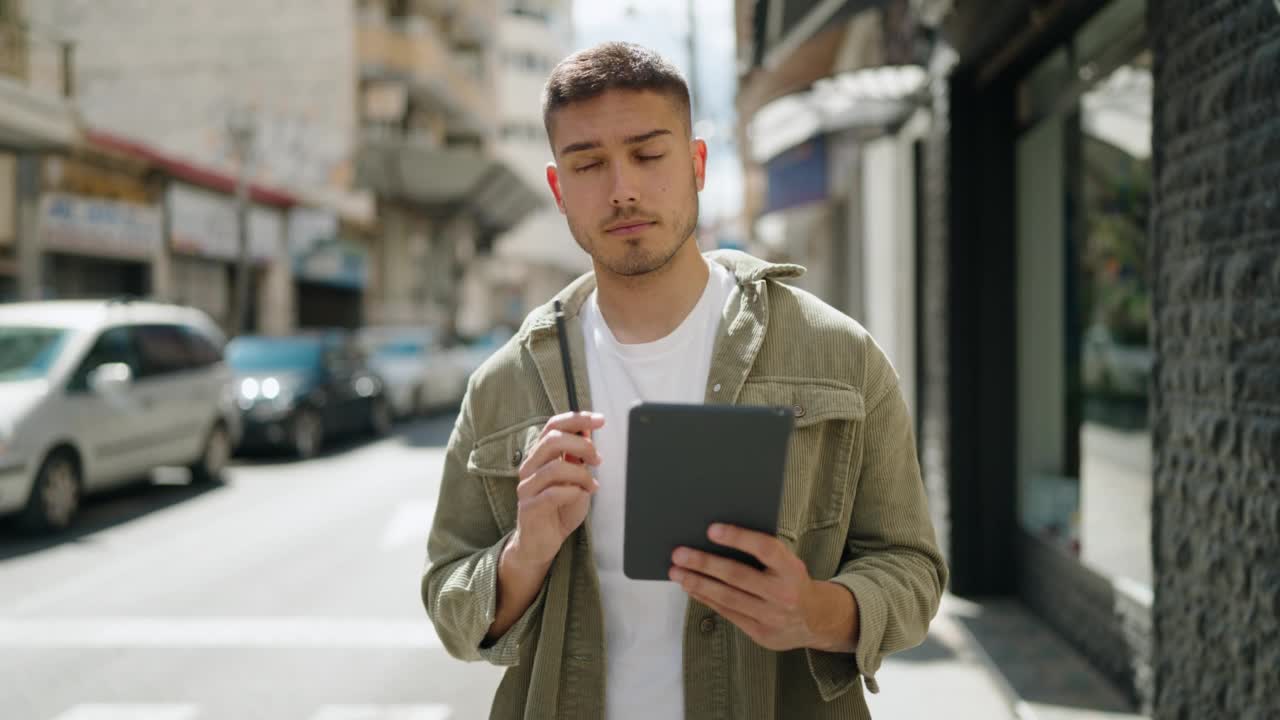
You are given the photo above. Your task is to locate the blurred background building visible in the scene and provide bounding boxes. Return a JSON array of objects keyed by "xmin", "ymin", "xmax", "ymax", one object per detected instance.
[
  {"xmin": 734, "ymin": 0, "xmax": 1279, "ymax": 717},
  {"xmin": 2, "ymin": 0, "xmax": 547, "ymax": 341},
  {"xmin": 455, "ymin": 0, "xmax": 589, "ymax": 338}
]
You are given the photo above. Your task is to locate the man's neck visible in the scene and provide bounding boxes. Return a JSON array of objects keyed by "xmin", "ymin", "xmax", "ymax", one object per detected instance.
[{"xmin": 594, "ymin": 240, "xmax": 710, "ymax": 345}]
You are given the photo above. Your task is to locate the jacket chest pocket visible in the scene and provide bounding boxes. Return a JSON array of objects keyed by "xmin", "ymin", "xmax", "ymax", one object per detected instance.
[
  {"xmin": 737, "ymin": 380, "xmax": 865, "ymax": 535},
  {"xmin": 467, "ymin": 417, "xmax": 549, "ymax": 534}
]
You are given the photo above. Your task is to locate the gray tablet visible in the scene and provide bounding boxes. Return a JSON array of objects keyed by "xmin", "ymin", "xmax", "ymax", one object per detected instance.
[{"xmin": 623, "ymin": 403, "xmax": 795, "ymax": 581}]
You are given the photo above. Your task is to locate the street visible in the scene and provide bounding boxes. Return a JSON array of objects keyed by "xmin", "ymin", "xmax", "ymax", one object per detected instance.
[
  {"xmin": 0, "ymin": 415, "xmax": 504, "ymax": 720},
  {"xmin": 0, "ymin": 411, "xmax": 1133, "ymax": 720}
]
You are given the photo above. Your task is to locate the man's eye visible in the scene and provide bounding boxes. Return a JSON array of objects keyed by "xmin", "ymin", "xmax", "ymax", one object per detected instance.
[
  {"xmin": 575, "ymin": 162, "xmax": 601, "ymax": 173},
  {"xmin": 637, "ymin": 154, "xmax": 665, "ymax": 162}
]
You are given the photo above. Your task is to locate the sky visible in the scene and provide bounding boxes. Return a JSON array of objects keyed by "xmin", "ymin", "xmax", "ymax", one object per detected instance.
[{"xmin": 572, "ymin": 0, "xmax": 744, "ymax": 226}]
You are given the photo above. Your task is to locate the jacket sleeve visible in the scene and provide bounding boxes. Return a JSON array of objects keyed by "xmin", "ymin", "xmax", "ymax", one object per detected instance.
[
  {"xmin": 421, "ymin": 394, "xmax": 548, "ymax": 666},
  {"xmin": 806, "ymin": 340, "xmax": 949, "ymax": 700}
]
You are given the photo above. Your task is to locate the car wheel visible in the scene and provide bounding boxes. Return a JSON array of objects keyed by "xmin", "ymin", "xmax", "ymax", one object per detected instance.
[
  {"xmin": 369, "ymin": 396, "xmax": 394, "ymax": 436},
  {"xmin": 190, "ymin": 422, "xmax": 232, "ymax": 484},
  {"xmin": 19, "ymin": 450, "xmax": 81, "ymax": 533},
  {"xmin": 292, "ymin": 409, "xmax": 324, "ymax": 460}
]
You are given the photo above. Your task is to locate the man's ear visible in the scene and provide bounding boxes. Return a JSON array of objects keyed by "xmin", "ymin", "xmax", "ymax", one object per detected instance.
[
  {"xmin": 691, "ymin": 138, "xmax": 708, "ymax": 192},
  {"xmin": 546, "ymin": 163, "xmax": 567, "ymax": 214}
]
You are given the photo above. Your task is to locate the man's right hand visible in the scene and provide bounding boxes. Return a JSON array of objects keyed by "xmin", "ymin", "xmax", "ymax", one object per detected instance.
[
  {"xmin": 487, "ymin": 412, "xmax": 604, "ymax": 644},
  {"xmin": 508, "ymin": 411, "xmax": 606, "ymax": 569}
]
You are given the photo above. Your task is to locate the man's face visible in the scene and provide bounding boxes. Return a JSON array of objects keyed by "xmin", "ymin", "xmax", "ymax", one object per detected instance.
[{"xmin": 546, "ymin": 90, "xmax": 707, "ymax": 278}]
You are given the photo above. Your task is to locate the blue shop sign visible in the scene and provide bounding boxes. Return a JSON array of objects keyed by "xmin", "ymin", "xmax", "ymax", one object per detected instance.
[
  {"xmin": 294, "ymin": 237, "xmax": 368, "ymax": 290},
  {"xmin": 764, "ymin": 135, "xmax": 828, "ymax": 213}
]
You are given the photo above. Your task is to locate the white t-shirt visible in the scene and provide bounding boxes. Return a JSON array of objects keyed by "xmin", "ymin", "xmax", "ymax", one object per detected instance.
[{"xmin": 581, "ymin": 258, "xmax": 737, "ymax": 720}]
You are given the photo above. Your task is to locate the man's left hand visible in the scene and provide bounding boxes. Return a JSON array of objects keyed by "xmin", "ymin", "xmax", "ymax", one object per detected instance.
[{"xmin": 669, "ymin": 523, "xmax": 853, "ymax": 653}]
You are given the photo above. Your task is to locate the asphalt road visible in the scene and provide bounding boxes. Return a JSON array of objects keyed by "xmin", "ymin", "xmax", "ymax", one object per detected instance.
[{"xmin": 0, "ymin": 414, "xmax": 504, "ymax": 720}]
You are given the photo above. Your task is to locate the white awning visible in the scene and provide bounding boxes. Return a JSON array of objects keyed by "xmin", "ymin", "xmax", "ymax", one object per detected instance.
[
  {"xmin": 356, "ymin": 133, "xmax": 544, "ymax": 234},
  {"xmin": 747, "ymin": 65, "xmax": 928, "ymax": 163}
]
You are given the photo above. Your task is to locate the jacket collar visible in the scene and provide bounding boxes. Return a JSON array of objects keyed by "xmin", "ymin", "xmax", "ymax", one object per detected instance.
[
  {"xmin": 522, "ymin": 249, "xmax": 805, "ymax": 334},
  {"xmin": 518, "ymin": 250, "xmax": 804, "ymax": 416}
]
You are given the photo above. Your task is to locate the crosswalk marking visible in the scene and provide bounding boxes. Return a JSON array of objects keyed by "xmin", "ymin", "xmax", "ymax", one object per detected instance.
[
  {"xmin": 380, "ymin": 501, "xmax": 436, "ymax": 550},
  {"xmin": 0, "ymin": 617, "xmax": 442, "ymax": 650},
  {"xmin": 52, "ymin": 705, "xmax": 199, "ymax": 720},
  {"xmin": 309, "ymin": 705, "xmax": 452, "ymax": 720}
]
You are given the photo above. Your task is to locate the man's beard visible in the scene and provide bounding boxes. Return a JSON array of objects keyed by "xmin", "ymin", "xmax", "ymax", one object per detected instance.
[{"xmin": 568, "ymin": 188, "xmax": 700, "ymax": 279}]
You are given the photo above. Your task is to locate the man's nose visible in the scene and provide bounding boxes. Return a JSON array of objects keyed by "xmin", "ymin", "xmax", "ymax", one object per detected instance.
[{"xmin": 609, "ymin": 165, "xmax": 639, "ymax": 207}]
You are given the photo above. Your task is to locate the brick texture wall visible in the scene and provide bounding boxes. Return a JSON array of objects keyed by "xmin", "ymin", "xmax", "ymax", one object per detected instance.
[{"xmin": 1149, "ymin": 0, "xmax": 1280, "ymax": 717}]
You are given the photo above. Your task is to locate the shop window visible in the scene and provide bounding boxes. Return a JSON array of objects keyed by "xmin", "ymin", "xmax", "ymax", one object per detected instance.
[{"xmin": 1015, "ymin": 9, "xmax": 1152, "ymax": 590}]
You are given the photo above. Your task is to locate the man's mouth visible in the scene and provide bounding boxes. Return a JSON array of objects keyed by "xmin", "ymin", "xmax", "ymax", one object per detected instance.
[{"xmin": 604, "ymin": 220, "xmax": 656, "ymax": 236}]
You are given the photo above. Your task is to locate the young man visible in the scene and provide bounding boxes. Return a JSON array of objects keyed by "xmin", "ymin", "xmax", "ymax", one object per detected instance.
[{"xmin": 423, "ymin": 42, "xmax": 947, "ymax": 720}]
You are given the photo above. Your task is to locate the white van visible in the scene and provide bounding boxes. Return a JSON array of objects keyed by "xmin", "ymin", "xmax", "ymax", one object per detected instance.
[{"xmin": 0, "ymin": 300, "xmax": 241, "ymax": 532}]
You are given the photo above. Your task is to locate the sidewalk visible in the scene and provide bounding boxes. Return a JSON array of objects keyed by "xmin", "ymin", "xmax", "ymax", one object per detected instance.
[{"xmin": 866, "ymin": 594, "xmax": 1147, "ymax": 720}]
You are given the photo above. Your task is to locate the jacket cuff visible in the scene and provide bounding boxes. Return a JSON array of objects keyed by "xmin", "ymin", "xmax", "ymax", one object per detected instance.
[
  {"xmin": 806, "ymin": 573, "xmax": 887, "ymax": 699},
  {"xmin": 475, "ymin": 533, "xmax": 549, "ymax": 666}
]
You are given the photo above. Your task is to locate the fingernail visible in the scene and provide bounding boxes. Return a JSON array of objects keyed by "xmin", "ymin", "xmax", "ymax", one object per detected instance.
[
  {"xmin": 673, "ymin": 549, "xmax": 688, "ymax": 564},
  {"xmin": 709, "ymin": 524, "xmax": 726, "ymax": 539},
  {"xmin": 669, "ymin": 568, "xmax": 685, "ymax": 582}
]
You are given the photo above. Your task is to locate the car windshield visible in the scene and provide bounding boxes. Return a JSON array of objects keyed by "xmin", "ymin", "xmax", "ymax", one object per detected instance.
[
  {"xmin": 373, "ymin": 340, "xmax": 426, "ymax": 358},
  {"xmin": 0, "ymin": 326, "xmax": 71, "ymax": 382},
  {"xmin": 226, "ymin": 337, "xmax": 323, "ymax": 372}
]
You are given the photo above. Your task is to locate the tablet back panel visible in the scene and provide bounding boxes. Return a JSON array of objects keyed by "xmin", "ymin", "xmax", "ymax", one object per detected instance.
[{"xmin": 623, "ymin": 403, "xmax": 794, "ymax": 581}]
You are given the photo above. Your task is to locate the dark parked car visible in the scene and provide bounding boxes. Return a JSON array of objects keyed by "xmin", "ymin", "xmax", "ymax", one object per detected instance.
[{"xmin": 226, "ymin": 332, "xmax": 393, "ymax": 458}]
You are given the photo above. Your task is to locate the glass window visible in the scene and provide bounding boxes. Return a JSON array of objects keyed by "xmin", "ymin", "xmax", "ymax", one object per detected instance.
[
  {"xmin": 69, "ymin": 327, "xmax": 141, "ymax": 391},
  {"xmin": 181, "ymin": 326, "xmax": 223, "ymax": 367},
  {"xmin": 1016, "ymin": 40, "xmax": 1152, "ymax": 588},
  {"xmin": 0, "ymin": 326, "xmax": 71, "ymax": 382},
  {"xmin": 135, "ymin": 324, "xmax": 197, "ymax": 377},
  {"xmin": 226, "ymin": 337, "xmax": 323, "ymax": 372}
]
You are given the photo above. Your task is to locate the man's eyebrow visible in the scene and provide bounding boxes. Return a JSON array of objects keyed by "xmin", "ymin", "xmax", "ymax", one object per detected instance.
[
  {"xmin": 558, "ymin": 129, "xmax": 673, "ymax": 156},
  {"xmin": 623, "ymin": 129, "xmax": 672, "ymax": 145},
  {"xmin": 559, "ymin": 140, "xmax": 601, "ymax": 155}
]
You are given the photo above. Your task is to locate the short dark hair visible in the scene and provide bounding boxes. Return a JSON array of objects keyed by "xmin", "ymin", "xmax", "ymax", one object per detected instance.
[{"xmin": 542, "ymin": 42, "xmax": 692, "ymax": 145}]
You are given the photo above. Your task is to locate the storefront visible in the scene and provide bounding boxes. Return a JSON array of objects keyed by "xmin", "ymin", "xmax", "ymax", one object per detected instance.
[
  {"xmin": 0, "ymin": 152, "xmax": 16, "ymax": 300},
  {"xmin": 168, "ymin": 182, "xmax": 286, "ymax": 333},
  {"xmin": 289, "ymin": 207, "xmax": 368, "ymax": 329},
  {"xmin": 927, "ymin": 0, "xmax": 1154, "ymax": 705},
  {"xmin": 38, "ymin": 190, "xmax": 160, "ymax": 299}
]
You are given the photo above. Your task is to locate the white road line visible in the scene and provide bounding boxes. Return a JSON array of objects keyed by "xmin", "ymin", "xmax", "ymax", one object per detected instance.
[
  {"xmin": 51, "ymin": 705, "xmax": 199, "ymax": 720},
  {"xmin": 309, "ymin": 705, "xmax": 452, "ymax": 720},
  {"xmin": 0, "ymin": 617, "xmax": 442, "ymax": 649},
  {"xmin": 380, "ymin": 501, "xmax": 436, "ymax": 551}
]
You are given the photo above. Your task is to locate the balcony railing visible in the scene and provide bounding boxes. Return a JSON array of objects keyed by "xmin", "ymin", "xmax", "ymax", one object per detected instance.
[
  {"xmin": 357, "ymin": 19, "xmax": 492, "ymax": 137},
  {"xmin": 0, "ymin": 17, "xmax": 74, "ymax": 98}
]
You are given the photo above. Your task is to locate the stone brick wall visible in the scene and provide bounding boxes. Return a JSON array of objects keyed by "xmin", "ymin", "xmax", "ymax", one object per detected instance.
[{"xmin": 1149, "ymin": 0, "xmax": 1280, "ymax": 717}]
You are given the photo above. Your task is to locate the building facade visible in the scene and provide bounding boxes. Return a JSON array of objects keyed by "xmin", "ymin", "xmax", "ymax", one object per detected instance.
[
  {"xmin": 8, "ymin": 0, "xmax": 542, "ymax": 336},
  {"xmin": 0, "ymin": 0, "xmax": 78, "ymax": 302},
  {"xmin": 471, "ymin": 0, "xmax": 588, "ymax": 335},
  {"xmin": 354, "ymin": 0, "xmax": 541, "ymax": 337},
  {"xmin": 735, "ymin": 0, "xmax": 1279, "ymax": 716}
]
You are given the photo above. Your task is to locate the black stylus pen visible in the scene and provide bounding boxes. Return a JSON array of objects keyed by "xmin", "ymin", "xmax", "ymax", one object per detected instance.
[
  {"xmin": 553, "ymin": 300, "xmax": 580, "ymax": 413},
  {"xmin": 553, "ymin": 300, "xmax": 585, "ymax": 465}
]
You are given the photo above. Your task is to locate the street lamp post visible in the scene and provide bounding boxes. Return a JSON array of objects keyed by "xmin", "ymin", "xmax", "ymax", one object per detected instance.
[{"xmin": 227, "ymin": 108, "xmax": 256, "ymax": 337}]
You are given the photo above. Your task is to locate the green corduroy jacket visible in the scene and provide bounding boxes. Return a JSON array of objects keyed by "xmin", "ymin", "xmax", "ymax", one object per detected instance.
[{"xmin": 423, "ymin": 250, "xmax": 948, "ymax": 719}]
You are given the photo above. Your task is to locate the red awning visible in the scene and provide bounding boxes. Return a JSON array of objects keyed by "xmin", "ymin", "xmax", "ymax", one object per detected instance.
[{"xmin": 85, "ymin": 129, "xmax": 298, "ymax": 208}]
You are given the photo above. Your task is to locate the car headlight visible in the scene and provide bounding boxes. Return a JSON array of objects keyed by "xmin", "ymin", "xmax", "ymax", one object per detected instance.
[{"xmin": 240, "ymin": 378, "xmax": 261, "ymax": 400}]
